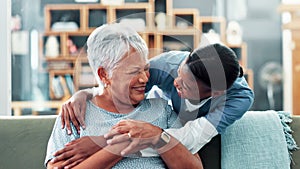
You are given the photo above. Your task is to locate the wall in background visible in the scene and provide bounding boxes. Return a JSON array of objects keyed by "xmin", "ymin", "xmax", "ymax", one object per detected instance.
[{"xmin": 0, "ymin": 0, "xmax": 11, "ymax": 115}]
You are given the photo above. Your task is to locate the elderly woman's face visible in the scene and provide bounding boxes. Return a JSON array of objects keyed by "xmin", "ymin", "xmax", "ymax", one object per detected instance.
[{"xmin": 110, "ymin": 48, "xmax": 150, "ymax": 106}]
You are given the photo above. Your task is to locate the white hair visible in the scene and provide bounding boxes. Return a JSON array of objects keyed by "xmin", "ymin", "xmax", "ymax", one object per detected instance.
[{"xmin": 86, "ymin": 23, "xmax": 149, "ymax": 94}]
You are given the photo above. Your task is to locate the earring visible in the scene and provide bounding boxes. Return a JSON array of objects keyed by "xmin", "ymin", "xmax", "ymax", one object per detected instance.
[{"xmin": 104, "ymin": 83, "xmax": 108, "ymax": 89}]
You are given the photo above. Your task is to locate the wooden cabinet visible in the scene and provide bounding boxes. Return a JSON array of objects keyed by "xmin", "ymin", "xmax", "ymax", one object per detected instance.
[{"xmin": 42, "ymin": 1, "xmax": 251, "ymax": 100}]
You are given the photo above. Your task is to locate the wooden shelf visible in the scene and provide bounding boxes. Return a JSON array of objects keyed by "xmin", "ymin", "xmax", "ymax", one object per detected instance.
[
  {"xmin": 172, "ymin": 8, "xmax": 199, "ymax": 29},
  {"xmin": 282, "ymin": 21, "xmax": 300, "ymax": 30},
  {"xmin": 42, "ymin": 0, "xmax": 250, "ymax": 101},
  {"xmin": 199, "ymin": 16, "xmax": 226, "ymax": 42}
]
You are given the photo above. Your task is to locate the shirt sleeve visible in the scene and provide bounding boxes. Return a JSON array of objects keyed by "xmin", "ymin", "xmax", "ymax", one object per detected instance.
[
  {"xmin": 165, "ymin": 117, "xmax": 217, "ymax": 154},
  {"xmin": 44, "ymin": 116, "xmax": 79, "ymax": 166},
  {"xmin": 165, "ymin": 77, "xmax": 254, "ymax": 153},
  {"xmin": 205, "ymin": 77, "xmax": 254, "ymax": 134}
]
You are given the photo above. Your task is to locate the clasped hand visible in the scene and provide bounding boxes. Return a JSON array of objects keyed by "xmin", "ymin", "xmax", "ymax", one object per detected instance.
[{"xmin": 104, "ymin": 119, "xmax": 163, "ymax": 156}]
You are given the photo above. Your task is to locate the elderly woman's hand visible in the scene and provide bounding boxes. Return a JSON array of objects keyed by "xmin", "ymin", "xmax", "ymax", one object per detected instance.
[{"xmin": 104, "ymin": 119, "xmax": 163, "ymax": 155}]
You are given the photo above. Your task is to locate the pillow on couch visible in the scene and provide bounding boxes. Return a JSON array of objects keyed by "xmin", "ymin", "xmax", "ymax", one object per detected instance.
[{"xmin": 221, "ymin": 110, "xmax": 290, "ymax": 169}]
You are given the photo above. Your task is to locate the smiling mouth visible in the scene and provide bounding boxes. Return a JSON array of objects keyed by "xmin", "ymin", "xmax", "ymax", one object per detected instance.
[{"xmin": 132, "ymin": 86, "xmax": 146, "ymax": 92}]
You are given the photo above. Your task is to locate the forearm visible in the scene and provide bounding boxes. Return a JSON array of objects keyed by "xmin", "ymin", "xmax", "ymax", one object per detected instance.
[
  {"xmin": 73, "ymin": 141, "xmax": 130, "ymax": 169},
  {"xmin": 47, "ymin": 160, "xmax": 66, "ymax": 169},
  {"xmin": 73, "ymin": 150, "xmax": 122, "ymax": 169},
  {"xmin": 157, "ymin": 136, "xmax": 203, "ymax": 169}
]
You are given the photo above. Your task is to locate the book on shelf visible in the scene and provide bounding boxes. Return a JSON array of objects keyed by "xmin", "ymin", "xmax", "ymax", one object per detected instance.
[
  {"xmin": 51, "ymin": 75, "xmax": 72, "ymax": 100},
  {"xmin": 65, "ymin": 74, "xmax": 75, "ymax": 94},
  {"xmin": 51, "ymin": 76, "xmax": 64, "ymax": 99}
]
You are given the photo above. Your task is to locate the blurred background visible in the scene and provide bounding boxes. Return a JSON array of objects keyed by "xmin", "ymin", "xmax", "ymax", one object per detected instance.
[{"xmin": 1, "ymin": 0, "xmax": 299, "ymax": 115}]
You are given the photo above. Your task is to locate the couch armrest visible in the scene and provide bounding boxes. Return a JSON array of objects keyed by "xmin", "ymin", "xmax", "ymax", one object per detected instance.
[
  {"xmin": 291, "ymin": 115, "xmax": 300, "ymax": 168},
  {"xmin": 0, "ymin": 115, "xmax": 57, "ymax": 169}
]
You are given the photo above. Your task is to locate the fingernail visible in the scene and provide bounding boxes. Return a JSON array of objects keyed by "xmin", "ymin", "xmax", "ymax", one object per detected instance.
[
  {"xmin": 82, "ymin": 125, "xmax": 86, "ymax": 129},
  {"xmin": 121, "ymin": 151, "xmax": 125, "ymax": 156},
  {"xmin": 54, "ymin": 167, "xmax": 58, "ymax": 169},
  {"xmin": 104, "ymin": 134, "xmax": 108, "ymax": 138},
  {"xmin": 51, "ymin": 158, "xmax": 55, "ymax": 162},
  {"xmin": 67, "ymin": 130, "xmax": 71, "ymax": 135}
]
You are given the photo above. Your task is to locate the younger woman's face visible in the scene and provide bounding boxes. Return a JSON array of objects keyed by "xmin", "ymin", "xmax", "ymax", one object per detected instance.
[{"xmin": 173, "ymin": 60, "xmax": 210, "ymax": 101}]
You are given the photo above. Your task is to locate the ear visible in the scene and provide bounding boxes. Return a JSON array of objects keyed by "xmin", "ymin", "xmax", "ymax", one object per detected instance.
[{"xmin": 97, "ymin": 67, "xmax": 109, "ymax": 83}]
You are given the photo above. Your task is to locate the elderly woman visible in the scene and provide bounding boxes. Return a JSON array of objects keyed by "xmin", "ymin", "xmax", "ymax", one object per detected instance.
[{"xmin": 45, "ymin": 23, "xmax": 202, "ymax": 169}]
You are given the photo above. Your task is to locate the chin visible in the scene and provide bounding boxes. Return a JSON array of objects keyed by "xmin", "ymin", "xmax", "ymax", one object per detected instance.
[{"xmin": 131, "ymin": 96, "xmax": 145, "ymax": 105}]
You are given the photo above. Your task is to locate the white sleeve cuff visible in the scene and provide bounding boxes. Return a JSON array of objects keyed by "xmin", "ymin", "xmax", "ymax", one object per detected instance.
[{"xmin": 165, "ymin": 117, "xmax": 218, "ymax": 154}]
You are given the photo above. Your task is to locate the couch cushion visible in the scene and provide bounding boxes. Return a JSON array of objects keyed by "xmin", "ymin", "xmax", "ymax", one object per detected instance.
[
  {"xmin": 221, "ymin": 111, "xmax": 290, "ymax": 169},
  {"xmin": 0, "ymin": 115, "xmax": 56, "ymax": 169}
]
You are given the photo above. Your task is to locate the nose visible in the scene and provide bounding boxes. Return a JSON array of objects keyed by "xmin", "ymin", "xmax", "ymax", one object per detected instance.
[{"xmin": 138, "ymin": 71, "xmax": 149, "ymax": 83}]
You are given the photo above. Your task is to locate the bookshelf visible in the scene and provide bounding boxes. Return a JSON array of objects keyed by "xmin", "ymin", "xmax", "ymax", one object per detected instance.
[{"xmin": 42, "ymin": 0, "xmax": 252, "ymax": 101}]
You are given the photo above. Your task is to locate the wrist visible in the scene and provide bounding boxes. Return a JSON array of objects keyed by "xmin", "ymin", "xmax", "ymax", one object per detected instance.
[
  {"xmin": 153, "ymin": 129, "xmax": 171, "ymax": 149},
  {"xmin": 152, "ymin": 128, "xmax": 163, "ymax": 146}
]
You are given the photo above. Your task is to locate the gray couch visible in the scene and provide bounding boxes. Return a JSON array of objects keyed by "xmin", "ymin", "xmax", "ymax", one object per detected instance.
[{"xmin": 0, "ymin": 114, "xmax": 299, "ymax": 169}]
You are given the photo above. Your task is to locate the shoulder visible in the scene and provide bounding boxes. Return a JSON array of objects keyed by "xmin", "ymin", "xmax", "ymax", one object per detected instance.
[
  {"xmin": 150, "ymin": 51, "xmax": 189, "ymax": 68},
  {"xmin": 228, "ymin": 77, "xmax": 252, "ymax": 92},
  {"xmin": 149, "ymin": 51, "xmax": 189, "ymax": 79},
  {"xmin": 226, "ymin": 77, "xmax": 254, "ymax": 102},
  {"xmin": 144, "ymin": 98, "xmax": 169, "ymax": 108},
  {"xmin": 141, "ymin": 98, "xmax": 172, "ymax": 114}
]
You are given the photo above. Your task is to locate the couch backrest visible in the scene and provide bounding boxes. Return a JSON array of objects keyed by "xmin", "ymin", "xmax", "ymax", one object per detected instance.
[
  {"xmin": 0, "ymin": 115, "xmax": 299, "ymax": 169},
  {"xmin": 0, "ymin": 115, "xmax": 56, "ymax": 169}
]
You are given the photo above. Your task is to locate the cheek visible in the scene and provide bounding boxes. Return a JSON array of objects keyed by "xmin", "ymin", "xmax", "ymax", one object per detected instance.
[{"xmin": 128, "ymin": 76, "xmax": 139, "ymax": 91}]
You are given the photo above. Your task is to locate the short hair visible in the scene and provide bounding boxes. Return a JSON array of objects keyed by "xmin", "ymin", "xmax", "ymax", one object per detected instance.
[
  {"xmin": 87, "ymin": 23, "xmax": 149, "ymax": 89},
  {"xmin": 186, "ymin": 43, "xmax": 241, "ymax": 90}
]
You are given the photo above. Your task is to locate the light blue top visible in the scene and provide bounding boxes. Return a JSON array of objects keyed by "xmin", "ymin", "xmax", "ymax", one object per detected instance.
[
  {"xmin": 146, "ymin": 51, "xmax": 254, "ymax": 134},
  {"xmin": 45, "ymin": 98, "xmax": 182, "ymax": 168}
]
